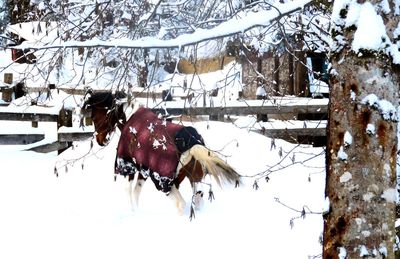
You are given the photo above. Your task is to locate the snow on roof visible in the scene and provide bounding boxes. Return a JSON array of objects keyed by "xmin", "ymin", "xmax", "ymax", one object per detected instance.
[
  {"xmin": 9, "ymin": 89, "xmax": 83, "ymax": 112},
  {"xmin": 7, "ymin": 22, "xmax": 59, "ymax": 44}
]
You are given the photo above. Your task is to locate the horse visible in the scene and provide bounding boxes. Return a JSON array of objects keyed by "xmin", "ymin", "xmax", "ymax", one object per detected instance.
[{"xmin": 82, "ymin": 91, "xmax": 241, "ymax": 217}]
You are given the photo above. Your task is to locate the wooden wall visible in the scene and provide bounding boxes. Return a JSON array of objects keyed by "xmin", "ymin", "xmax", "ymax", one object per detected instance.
[
  {"xmin": 178, "ymin": 56, "xmax": 236, "ymax": 74},
  {"xmin": 241, "ymin": 50, "xmax": 308, "ymax": 99}
]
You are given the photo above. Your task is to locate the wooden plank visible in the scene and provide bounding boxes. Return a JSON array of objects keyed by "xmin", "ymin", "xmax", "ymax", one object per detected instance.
[
  {"xmin": 27, "ymin": 141, "xmax": 69, "ymax": 153},
  {"xmin": 26, "ymin": 132, "xmax": 94, "ymax": 153},
  {"xmin": 58, "ymin": 131, "xmax": 94, "ymax": 142},
  {"xmin": 263, "ymin": 127, "xmax": 326, "ymax": 138},
  {"xmin": 0, "ymin": 112, "xmax": 58, "ymax": 122},
  {"xmin": 151, "ymin": 103, "xmax": 327, "ymax": 116},
  {"xmin": 25, "ymin": 87, "xmax": 163, "ymax": 99},
  {"xmin": 0, "ymin": 133, "xmax": 45, "ymax": 145}
]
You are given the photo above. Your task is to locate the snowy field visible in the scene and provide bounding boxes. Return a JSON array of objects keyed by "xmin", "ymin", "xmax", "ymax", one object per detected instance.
[{"xmin": 0, "ymin": 119, "xmax": 325, "ymax": 259}]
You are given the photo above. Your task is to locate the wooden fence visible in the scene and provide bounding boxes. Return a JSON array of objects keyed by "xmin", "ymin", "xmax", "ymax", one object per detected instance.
[
  {"xmin": 0, "ymin": 97, "xmax": 329, "ymax": 152},
  {"xmin": 152, "ymin": 98, "xmax": 328, "ymax": 116}
]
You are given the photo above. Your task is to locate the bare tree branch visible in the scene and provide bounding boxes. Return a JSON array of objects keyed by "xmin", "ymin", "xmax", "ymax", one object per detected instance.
[{"xmin": 7, "ymin": 0, "xmax": 313, "ymax": 51}]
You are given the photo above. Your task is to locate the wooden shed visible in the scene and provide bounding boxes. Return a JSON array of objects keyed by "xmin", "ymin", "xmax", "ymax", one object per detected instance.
[
  {"xmin": 238, "ymin": 45, "xmax": 328, "ymax": 100},
  {"xmin": 174, "ymin": 40, "xmax": 328, "ymax": 100}
]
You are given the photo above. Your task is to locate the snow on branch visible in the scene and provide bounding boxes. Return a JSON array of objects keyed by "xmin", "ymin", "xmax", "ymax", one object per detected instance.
[{"xmin": 9, "ymin": 0, "xmax": 312, "ymax": 51}]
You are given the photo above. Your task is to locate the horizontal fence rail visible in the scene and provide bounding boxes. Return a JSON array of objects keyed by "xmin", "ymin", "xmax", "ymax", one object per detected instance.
[
  {"xmin": 0, "ymin": 97, "xmax": 329, "ymax": 151},
  {"xmin": 0, "ymin": 111, "xmax": 59, "ymax": 122},
  {"xmin": 152, "ymin": 104, "xmax": 327, "ymax": 116}
]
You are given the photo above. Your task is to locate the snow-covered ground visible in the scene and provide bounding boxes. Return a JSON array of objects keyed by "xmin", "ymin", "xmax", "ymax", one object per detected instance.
[{"xmin": 0, "ymin": 119, "xmax": 325, "ymax": 259}]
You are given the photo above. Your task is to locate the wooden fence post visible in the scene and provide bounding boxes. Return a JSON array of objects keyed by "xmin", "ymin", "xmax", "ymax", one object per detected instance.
[
  {"xmin": 57, "ymin": 106, "xmax": 73, "ymax": 154},
  {"xmin": 4, "ymin": 73, "xmax": 13, "ymax": 84}
]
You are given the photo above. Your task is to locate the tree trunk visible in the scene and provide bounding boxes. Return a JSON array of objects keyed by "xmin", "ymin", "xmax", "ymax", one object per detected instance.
[
  {"xmin": 0, "ymin": 0, "xmax": 9, "ymax": 46},
  {"xmin": 9, "ymin": 0, "xmax": 31, "ymax": 24},
  {"xmin": 323, "ymin": 2, "xmax": 398, "ymax": 258}
]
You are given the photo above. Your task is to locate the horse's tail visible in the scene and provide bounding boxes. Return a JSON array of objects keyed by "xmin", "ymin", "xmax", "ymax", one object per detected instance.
[{"xmin": 188, "ymin": 144, "xmax": 241, "ymax": 187}]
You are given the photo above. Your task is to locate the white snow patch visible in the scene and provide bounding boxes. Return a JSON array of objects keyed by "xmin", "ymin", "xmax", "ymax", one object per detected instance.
[
  {"xmin": 323, "ymin": 196, "xmax": 330, "ymax": 214},
  {"xmin": 331, "ymin": 0, "xmax": 356, "ymax": 29},
  {"xmin": 366, "ymin": 123, "xmax": 375, "ymax": 135},
  {"xmin": 361, "ymin": 230, "xmax": 371, "ymax": 237},
  {"xmin": 337, "ymin": 146, "xmax": 348, "ymax": 161},
  {"xmin": 344, "ymin": 131, "xmax": 352, "ymax": 147},
  {"xmin": 381, "ymin": 188, "xmax": 397, "ymax": 203},
  {"xmin": 338, "ymin": 246, "xmax": 347, "ymax": 259},
  {"xmin": 352, "ymin": 2, "xmax": 388, "ymax": 52},
  {"xmin": 0, "ymin": 119, "xmax": 326, "ymax": 259},
  {"xmin": 363, "ymin": 192, "xmax": 375, "ymax": 202},
  {"xmin": 362, "ymin": 93, "xmax": 379, "ymax": 107},
  {"xmin": 396, "ymin": 0, "xmax": 400, "ymax": 15},
  {"xmin": 340, "ymin": 171, "xmax": 352, "ymax": 183},
  {"xmin": 395, "ymin": 24, "xmax": 400, "ymax": 39},
  {"xmin": 350, "ymin": 90, "xmax": 356, "ymax": 101},
  {"xmin": 359, "ymin": 245, "xmax": 369, "ymax": 257},
  {"xmin": 379, "ymin": 245, "xmax": 388, "ymax": 257},
  {"xmin": 256, "ymin": 86, "xmax": 267, "ymax": 97},
  {"xmin": 379, "ymin": 0, "xmax": 391, "ymax": 14},
  {"xmin": 361, "ymin": 94, "xmax": 397, "ymax": 121},
  {"xmin": 378, "ymin": 99, "xmax": 398, "ymax": 121}
]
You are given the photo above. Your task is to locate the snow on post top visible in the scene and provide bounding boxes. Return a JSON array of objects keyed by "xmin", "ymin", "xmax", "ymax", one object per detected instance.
[
  {"xmin": 331, "ymin": 0, "xmax": 400, "ymax": 64},
  {"xmin": 352, "ymin": 2, "xmax": 388, "ymax": 52}
]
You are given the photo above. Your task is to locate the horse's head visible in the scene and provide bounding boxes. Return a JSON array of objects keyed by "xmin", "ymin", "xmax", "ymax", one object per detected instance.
[{"xmin": 82, "ymin": 91, "xmax": 127, "ymax": 146}]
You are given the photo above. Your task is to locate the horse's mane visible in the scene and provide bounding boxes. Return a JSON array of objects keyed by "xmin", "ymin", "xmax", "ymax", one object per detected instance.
[{"xmin": 83, "ymin": 91, "xmax": 127, "ymax": 109}]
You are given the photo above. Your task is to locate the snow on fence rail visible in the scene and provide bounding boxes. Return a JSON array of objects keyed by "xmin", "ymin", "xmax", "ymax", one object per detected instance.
[
  {"xmin": 0, "ymin": 111, "xmax": 59, "ymax": 122},
  {"xmin": 146, "ymin": 96, "xmax": 328, "ymax": 117},
  {"xmin": 153, "ymin": 100, "xmax": 328, "ymax": 116},
  {"xmin": 0, "ymin": 97, "xmax": 328, "ymax": 151}
]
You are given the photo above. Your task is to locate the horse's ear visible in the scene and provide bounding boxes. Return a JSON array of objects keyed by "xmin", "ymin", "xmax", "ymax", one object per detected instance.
[
  {"xmin": 82, "ymin": 101, "xmax": 90, "ymax": 109},
  {"xmin": 115, "ymin": 91, "xmax": 127, "ymax": 100},
  {"xmin": 114, "ymin": 91, "xmax": 128, "ymax": 107},
  {"xmin": 82, "ymin": 88, "xmax": 94, "ymax": 109}
]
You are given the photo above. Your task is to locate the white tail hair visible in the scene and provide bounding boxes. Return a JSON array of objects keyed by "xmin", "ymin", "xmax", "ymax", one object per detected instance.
[{"xmin": 186, "ymin": 144, "xmax": 241, "ymax": 186}]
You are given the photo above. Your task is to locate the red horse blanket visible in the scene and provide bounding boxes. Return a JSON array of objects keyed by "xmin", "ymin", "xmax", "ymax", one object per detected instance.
[{"xmin": 116, "ymin": 107, "xmax": 184, "ymax": 192}]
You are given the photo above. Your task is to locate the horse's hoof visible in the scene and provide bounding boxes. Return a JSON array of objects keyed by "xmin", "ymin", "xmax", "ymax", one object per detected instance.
[{"xmin": 194, "ymin": 191, "xmax": 204, "ymax": 210}]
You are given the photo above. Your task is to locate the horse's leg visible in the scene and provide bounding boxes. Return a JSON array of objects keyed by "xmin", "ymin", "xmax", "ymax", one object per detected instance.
[
  {"xmin": 168, "ymin": 185, "xmax": 186, "ymax": 216},
  {"xmin": 116, "ymin": 157, "xmax": 137, "ymax": 210},
  {"xmin": 132, "ymin": 172, "xmax": 147, "ymax": 209},
  {"xmin": 126, "ymin": 174, "xmax": 135, "ymax": 210},
  {"xmin": 189, "ymin": 160, "xmax": 205, "ymax": 210},
  {"xmin": 192, "ymin": 181, "xmax": 204, "ymax": 210}
]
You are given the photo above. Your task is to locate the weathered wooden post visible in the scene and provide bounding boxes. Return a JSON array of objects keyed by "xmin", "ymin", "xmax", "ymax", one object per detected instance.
[
  {"xmin": 256, "ymin": 85, "xmax": 268, "ymax": 122},
  {"xmin": 4, "ymin": 73, "xmax": 13, "ymax": 84},
  {"xmin": 57, "ymin": 106, "xmax": 73, "ymax": 154},
  {"xmin": 2, "ymin": 73, "xmax": 14, "ymax": 103}
]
